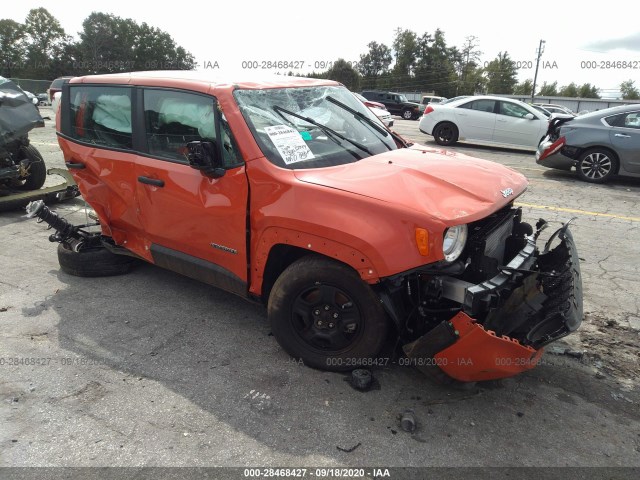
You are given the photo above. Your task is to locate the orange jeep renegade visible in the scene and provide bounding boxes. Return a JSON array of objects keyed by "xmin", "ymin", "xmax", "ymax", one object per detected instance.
[{"xmin": 28, "ymin": 71, "xmax": 583, "ymax": 382}]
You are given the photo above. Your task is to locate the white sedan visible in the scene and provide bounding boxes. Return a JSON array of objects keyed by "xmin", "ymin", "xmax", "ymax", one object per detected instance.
[{"xmin": 418, "ymin": 95, "xmax": 549, "ymax": 150}]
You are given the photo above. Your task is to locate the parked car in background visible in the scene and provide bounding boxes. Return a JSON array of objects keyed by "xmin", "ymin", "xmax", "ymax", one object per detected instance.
[
  {"xmin": 353, "ymin": 92, "xmax": 393, "ymax": 127},
  {"xmin": 441, "ymin": 96, "xmax": 470, "ymax": 105},
  {"xmin": 361, "ymin": 90, "xmax": 422, "ymax": 119},
  {"xmin": 419, "ymin": 95, "xmax": 550, "ymax": 150},
  {"xmin": 48, "ymin": 76, "xmax": 73, "ymax": 103},
  {"xmin": 534, "ymin": 104, "xmax": 575, "ymax": 116},
  {"xmin": 421, "ymin": 95, "xmax": 447, "ymax": 106},
  {"xmin": 368, "ymin": 105, "xmax": 393, "ymax": 128},
  {"xmin": 353, "ymin": 92, "xmax": 386, "ymax": 111},
  {"xmin": 530, "ymin": 104, "xmax": 552, "ymax": 117},
  {"xmin": 536, "ymin": 104, "xmax": 640, "ymax": 183},
  {"xmin": 37, "ymin": 93, "xmax": 50, "ymax": 106}
]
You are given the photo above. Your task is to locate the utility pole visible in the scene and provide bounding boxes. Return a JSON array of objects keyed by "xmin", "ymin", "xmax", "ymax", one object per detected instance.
[{"xmin": 531, "ymin": 39, "xmax": 545, "ymax": 103}]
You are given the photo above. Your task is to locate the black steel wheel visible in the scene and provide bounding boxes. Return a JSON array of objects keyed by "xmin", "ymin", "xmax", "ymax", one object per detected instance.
[
  {"xmin": 268, "ymin": 256, "xmax": 388, "ymax": 371},
  {"xmin": 57, "ymin": 242, "xmax": 139, "ymax": 277},
  {"xmin": 433, "ymin": 122, "xmax": 459, "ymax": 146},
  {"xmin": 576, "ymin": 148, "xmax": 618, "ymax": 183}
]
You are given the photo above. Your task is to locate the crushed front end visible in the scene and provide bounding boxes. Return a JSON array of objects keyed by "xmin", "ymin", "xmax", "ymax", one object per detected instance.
[{"xmin": 380, "ymin": 206, "xmax": 583, "ymax": 382}]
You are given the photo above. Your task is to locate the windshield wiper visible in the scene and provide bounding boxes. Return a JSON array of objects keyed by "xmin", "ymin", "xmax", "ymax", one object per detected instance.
[
  {"xmin": 272, "ymin": 105, "xmax": 372, "ymax": 155},
  {"xmin": 326, "ymin": 96, "xmax": 410, "ymax": 149},
  {"xmin": 326, "ymin": 96, "xmax": 389, "ymax": 137}
]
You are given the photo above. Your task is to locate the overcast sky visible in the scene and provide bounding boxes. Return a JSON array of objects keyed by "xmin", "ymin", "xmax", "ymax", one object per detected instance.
[{"xmin": 5, "ymin": 0, "xmax": 640, "ymax": 98}]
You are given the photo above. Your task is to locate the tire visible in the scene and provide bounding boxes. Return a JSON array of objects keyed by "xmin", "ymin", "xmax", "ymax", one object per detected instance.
[
  {"xmin": 17, "ymin": 145, "xmax": 47, "ymax": 191},
  {"xmin": 57, "ymin": 242, "xmax": 138, "ymax": 277},
  {"xmin": 402, "ymin": 109, "xmax": 414, "ymax": 120},
  {"xmin": 576, "ymin": 148, "xmax": 618, "ymax": 183},
  {"xmin": 268, "ymin": 256, "xmax": 388, "ymax": 371},
  {"xmin": 433, "ymin": 122, "xmax": 459, "ymax": 146}
]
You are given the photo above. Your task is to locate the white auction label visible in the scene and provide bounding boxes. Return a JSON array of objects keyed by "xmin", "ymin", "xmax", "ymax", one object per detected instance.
[{"xmin": 264, "ymin": 125, "xmax": 315, "ymax": 165}]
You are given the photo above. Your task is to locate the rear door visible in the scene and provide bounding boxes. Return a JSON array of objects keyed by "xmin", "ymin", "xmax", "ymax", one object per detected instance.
[
  {"xmin": 494, "ymin": 100, "xmax": 546, "ymax": 148},
  {"xmin": 134, "ymin": 88, "xmax": 249, "ymax": 295},
  {"xmin": 453, "ymin": 99, "xmax": 497, "ymax": 141},
  {"xmin": 609, "ymin": 111, "xmax": 640, "ymax": 173},
  {"xmin": 61, "ymin": 84, "xmax": 145, "ymax": 252}
]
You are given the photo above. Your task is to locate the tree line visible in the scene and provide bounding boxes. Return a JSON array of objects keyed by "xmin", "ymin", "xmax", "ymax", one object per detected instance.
[
  {"xmin": 2, "ymin": 14, "xmax": 639, "ymax": 101},
  {"xmin": 302, "ymin": 28, "xmax": 640, "ymax": 100},
  {"xmin": 0, "ymin": 8, "xmax": 195, "ymax": 80}
]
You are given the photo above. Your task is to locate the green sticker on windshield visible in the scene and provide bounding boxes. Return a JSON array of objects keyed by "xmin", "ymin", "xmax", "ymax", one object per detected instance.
[{"xmin": 300, "ymin": 131, "xmax": 312, "ymax": 141}]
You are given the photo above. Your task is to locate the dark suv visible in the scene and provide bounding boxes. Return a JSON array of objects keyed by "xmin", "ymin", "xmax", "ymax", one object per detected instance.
[{"xmin": 361, "ymin": 91, "xmax": 422, "ymax": 120}]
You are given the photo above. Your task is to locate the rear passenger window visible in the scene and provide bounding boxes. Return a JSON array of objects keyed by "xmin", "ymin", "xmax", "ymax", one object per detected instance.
[
  {"xmin": 459, "ymin": 100, "xmax": 496, "ymax": 113},
  {"xmin": 144, "ymin": 90, "xmax": 216, "ymax": 162},
  {"xmin": 69, "ymin": 86, "xmax": 132, "ymax": 150}
]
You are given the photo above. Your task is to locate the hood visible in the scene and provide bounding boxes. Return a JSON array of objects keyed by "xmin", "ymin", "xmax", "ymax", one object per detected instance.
[{"xmin": 294, "ymin": 147, "xmax": 528, "ymax": 225}]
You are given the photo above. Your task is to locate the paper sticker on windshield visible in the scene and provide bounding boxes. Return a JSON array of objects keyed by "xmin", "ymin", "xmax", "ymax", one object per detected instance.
[{"xmin": 264, "ymin": 125, "xmax": 315, "ymax": 165}]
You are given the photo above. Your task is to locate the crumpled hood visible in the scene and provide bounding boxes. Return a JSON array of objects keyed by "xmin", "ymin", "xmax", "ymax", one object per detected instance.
[{"xmin": 294, "ymin": 147, "xmax": 528, "ymax": 224}]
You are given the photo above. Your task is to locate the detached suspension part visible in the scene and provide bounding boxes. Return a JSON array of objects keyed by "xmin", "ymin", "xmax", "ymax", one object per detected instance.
[{"xmin": 25, "ymin": 200, "xmax": 95, "ymax": 251}]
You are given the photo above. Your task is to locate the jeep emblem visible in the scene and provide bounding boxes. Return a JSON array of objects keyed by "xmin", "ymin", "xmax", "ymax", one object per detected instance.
[{"xmin": 501, "ymin": 188, "xmax": 514, "ymax": 198}]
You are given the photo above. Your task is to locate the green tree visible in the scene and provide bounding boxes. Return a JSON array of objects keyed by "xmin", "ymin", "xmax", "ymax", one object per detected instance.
[
  {"xmin": 0, "ymin": 19, "xmax": 26, "ymax": 77},
  {"xmin": 454, "ymin": 36, "xmax": 484, "ymax": 95},
  {"xmin": 325, "ymin": 59, "xmax": 360, "ymax": 91},
  {"xmin": 538, "ymin": 81, "xmax": 558, "ymax": 96},
  {"xmin": 620, "ymin": 80, "xmax": 640, "ymax": 100},
  {"xmin": 77, "ymin": 13, "xmax": 138, "ymax": 73},
  {"xmin": 358, "ymin": 41, "xmax": 392, "ymax": 77},
  {"xmin": 413, "ymin": 29, "xmax": 459, "ymax": 97},
  {"xmin": 22, "ymin": 8, "xmax": 70, "ymax": 78},
  {"xmin": 577, "ymin": 83, "xmax": 599, "ymax": 98},
  {"xmin": 392, "ymin": 28, "xmax": 418, "ymax": 77},
  {"xmin": 559, "ymin": 82, "xmax": 579, "ymax": 97},
  {"xmin": 513, "ymin": 79, "xmax": 533, "ymax": 95},
  {"xmin": 76, "ymin": 14, "xmax": 195, "ymax": 73},
  {"xmin": 484, "ymin": 52, "xmax": 518, "ymax": 94}
]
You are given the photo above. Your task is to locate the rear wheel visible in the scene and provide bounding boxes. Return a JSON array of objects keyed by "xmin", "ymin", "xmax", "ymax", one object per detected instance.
[
  {"xmin": 17, "ymin": 145, "xmax": 47, "ymax": 191},
  {"xmin": 268, "ymin": 256, "xmax": 388, "ymax": 371},
  {"xmin": 576, "ymin": 148, "xmax": 618, "ymax": 183},
  {"xmin": 57, "ymin": 242, "xmax": 138, "ymax": 277},
  {"xmin": 433, "ymin": 122, "xmax": 459, "ymax": 146}
]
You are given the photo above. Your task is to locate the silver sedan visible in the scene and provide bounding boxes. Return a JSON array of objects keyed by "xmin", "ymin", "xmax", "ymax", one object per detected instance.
[{"xmin": 536, "ymin": 104, "xmax": 640, "ymax": 183}]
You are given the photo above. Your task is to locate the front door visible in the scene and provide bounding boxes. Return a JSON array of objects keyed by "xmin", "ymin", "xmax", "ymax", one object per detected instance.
[
  {"xmin": 134, "ymin": 88, "xmax": 249, "ymax": 295},
  {"xmin": 494, "ymin": 101, "xmax": 545, "ymax": 148}
]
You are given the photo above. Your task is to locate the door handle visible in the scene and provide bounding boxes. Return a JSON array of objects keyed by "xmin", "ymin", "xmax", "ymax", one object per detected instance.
[
  {"xmin": 614, "ymin": 133, "xmax": 630, "ymax": 138},
  {"xmin": 138, "ymin": 176, "xmax": 164, "ymax": 187},
  {"xmin": 65, "ymin": 161, "xmax": 85, "ymax": 169}
]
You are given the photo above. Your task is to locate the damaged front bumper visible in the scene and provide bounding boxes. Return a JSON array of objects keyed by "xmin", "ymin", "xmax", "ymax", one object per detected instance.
[{"xmin": 404, "ymin": 221, "xmax": 583, "ymax": 382}]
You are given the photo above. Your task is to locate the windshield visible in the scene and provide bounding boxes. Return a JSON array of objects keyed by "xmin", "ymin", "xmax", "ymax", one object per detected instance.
[
  {"xmin": 234, "ymin": 86, "xmax": 397, "ymax": 169},
  {"xmin": 398, "ymin": 94, "xmax": 409, "ymax": 103}
]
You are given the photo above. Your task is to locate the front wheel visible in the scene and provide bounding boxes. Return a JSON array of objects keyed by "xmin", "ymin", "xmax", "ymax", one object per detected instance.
[
  {"xmin": 433, "ymin": 122, "xmax": 459, "ymax": 146},
  {"xmin": 402, "ymin": 109, "xmax": 414, "ymax": 120},
  {"xmin": 268, "ymin": 256, "xmax": 389, "ymax": 371},
  {"xmin": 576, "ymin": 148, "xmax": 618, "ymax": 183}
]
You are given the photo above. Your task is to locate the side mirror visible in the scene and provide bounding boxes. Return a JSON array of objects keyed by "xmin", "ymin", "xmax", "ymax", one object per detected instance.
[
  {"xmin": 32, "ymin": 97, "xmax": 39, "ymax": 106},
  {"xmin": 525, "ymin": 113, "xmax": 535, "ymax": 120},
  {"xmin": 186, "ymin": 141, "xmax": 226, "ymax": 178}
]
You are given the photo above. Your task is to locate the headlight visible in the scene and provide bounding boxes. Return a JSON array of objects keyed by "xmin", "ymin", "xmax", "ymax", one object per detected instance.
[{"xmin": 442, "ymin": 224, "xmax": 468, "ymax": 262}]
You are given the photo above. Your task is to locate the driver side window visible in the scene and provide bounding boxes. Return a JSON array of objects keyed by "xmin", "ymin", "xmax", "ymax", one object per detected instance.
[{"xmin": 143, "ymin": 89, "xmax": 216, "ymax": 162}]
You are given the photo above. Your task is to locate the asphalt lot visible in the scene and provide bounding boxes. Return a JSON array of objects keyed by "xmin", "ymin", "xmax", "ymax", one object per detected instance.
[{"xmin": 1, "ymin": 108, "xmax": 640, "ymax": 470}]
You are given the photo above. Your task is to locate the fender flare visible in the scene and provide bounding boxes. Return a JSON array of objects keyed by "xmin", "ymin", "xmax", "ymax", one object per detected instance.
[{"xmin": 250, "ymin": 227, "xmax": 380, "ymax": 296}]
